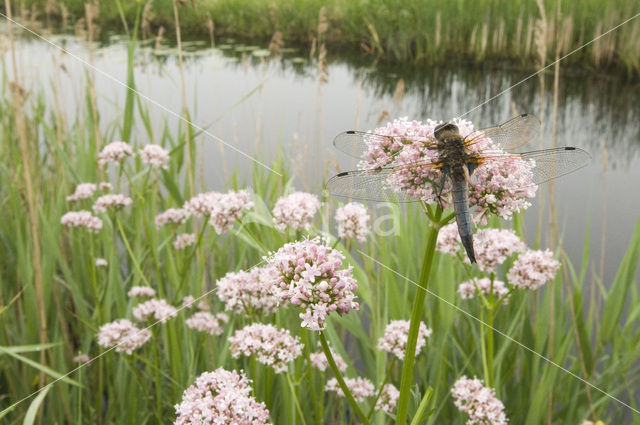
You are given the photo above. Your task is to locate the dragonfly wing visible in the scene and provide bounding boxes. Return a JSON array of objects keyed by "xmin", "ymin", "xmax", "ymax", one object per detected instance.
[
  {"xmin": 333, "ymin": 130, "xmax": 433, "ymax": 160},
  {"xmin": 466, "ymin": 114, "xmax": 541, "ymax": 152},
  {"xmin": 325, "ymin": 168, "xmax": 418, "ymax": 202},
  {"xmin": 521, "ymin": 147, "xmax": 591, "ymax": 185},
  {"xmin": 472, "ymin": 146, "xmax": 591, "ymax": 188}
]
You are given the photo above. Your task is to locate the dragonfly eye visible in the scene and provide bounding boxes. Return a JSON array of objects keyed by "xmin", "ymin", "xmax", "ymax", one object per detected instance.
[{"xmin": 434, "ymin": 123, "xmax": 459, "ymax": 140}]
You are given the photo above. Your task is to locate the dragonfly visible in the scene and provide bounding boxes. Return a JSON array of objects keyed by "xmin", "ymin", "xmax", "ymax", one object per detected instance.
[{"xmin": 325, "ymin": 114, "xmax": 591, "ymax": 263}]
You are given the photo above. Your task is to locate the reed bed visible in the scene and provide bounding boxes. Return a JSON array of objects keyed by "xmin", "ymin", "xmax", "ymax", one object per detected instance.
[
  {"xmin": 12, "ymin": 0, "xmax": 640, "ymax": 77},
  {"xmin": 1, "ymin": 4, "xmax": 640, "ymax": 425}
]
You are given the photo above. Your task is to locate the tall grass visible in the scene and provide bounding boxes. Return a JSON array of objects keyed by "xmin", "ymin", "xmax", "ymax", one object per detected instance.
[
  {"xmin": 1, "ymin": 10, "xmax": 640, "ymax": 425},
  {"xmin": 13, "ymin": 0, "xmax": 640, "ymax": 77}
]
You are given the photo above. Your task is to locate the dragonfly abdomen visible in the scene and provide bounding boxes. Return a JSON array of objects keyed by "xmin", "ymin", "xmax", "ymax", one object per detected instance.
[{"xmin": 451, "ymin": 173, "xmax": 476, "ymax": 263}]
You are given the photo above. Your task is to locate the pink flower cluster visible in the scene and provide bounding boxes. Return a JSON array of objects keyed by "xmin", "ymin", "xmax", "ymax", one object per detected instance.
[
  {"xmin": 360, "ymin": 117, "xmax": 536, "ymax": 217},
  {"xmin": 309, "ymin": 346, "xmax": 348, "ymax": 372},
  {"xmin": 377, "ymin": 320, "xmax": 432, "ymax": 360},
  {"xmin": 155, "ymin": 208, "xmax": 190, "ymax": 227},
  {"xmin": 174, "ymin": 368, "xmax": 270, "ymax": 425},
  {"xmin": 185, "ymin": 311, "xmax": 229, "ymax": 335},
  {"xmin": 93, "ymin": 194, "xmax": 132, "ymax": 213},
  {"xmin": 72, "ymin": 353, "xmax": 91, "ymax": 363},
  {"xmin": 272, "ymin": 192, "xmax": 321, "ymax": 231},
  {"xmin": 507, "ymin": 249, "xmax": 560, "ymax": 290},
  {"xmin": 184, "ymin": 192, "xmax": 218, "ymax": 216},
  {"xmin": 97, "ymin": 319, "xmax": 151, "ymax": 354},
  {"xmin": 208, "ymin": 190, "xmax": 254, "ymax": 234},
  {"xmin": 335, "ymin": 202, "xmax": 370, "ymax": 242},
  {"xmin": 229, "ymin": 324, "xmax": 303, "ymax": 373},
  {"xmin": 174, "ymin": 233, "xmax": 197, "ymax": 250},
  {"xmin": 139, "ymin": 144, "xmax": 170, "ymax": 169},
  {"xmin": 98, "ymin": 141, "xmax": 134, "ymax": 166},
  {"xmin": 472, "ymin": 228, "xmax": 526, "ymax": 271},
  {"xmin": 325, "ymin": 377, "xmax": 375, "ymax": 402},
  {"xmin": 128, "ymin": 286, "xmax": 156, "ymax": 298},
  {"xmin": 436, "ymin": 222, "xmax": 462, "ymax": 255},
  {"xmin": 61, "ymin": 210, "xmax": 103, "ymax": 232},
  {"xmin": 375, "ymin": 383, "xmax": 400, "ymax": 413},
  {"xmin": 215, "ymin": 267, "xmax": 279, "ymax": 316},
  {"xmin": 133, "ymin": 298, "xmax": 178, "ymax": 323},
  {"xmin": 266, "ymin": 238, "xmax": 359, "ymax": 331},
  {"xmin": 451, "ymin": 376, "xmax": 508, "ymax": 425},
  {"xmin": 182, "ymin": 296, "xmax": 196, "ymax": 308},
  {"xmin": 458, "ymin": 278, "xmax": 509, "ymax": 301},
  {"xmin": 66, "ymin": 183, "xmax": 96, "ymax": 201},
  {"xmin": 183, "ymin": 190, "xmax": 253, "ymax": 233}
]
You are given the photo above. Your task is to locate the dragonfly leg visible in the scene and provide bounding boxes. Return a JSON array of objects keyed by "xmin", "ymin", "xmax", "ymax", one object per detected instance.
[{"xmin": 434, "ymin": 166, "xmax": 449, "ymax": 207}]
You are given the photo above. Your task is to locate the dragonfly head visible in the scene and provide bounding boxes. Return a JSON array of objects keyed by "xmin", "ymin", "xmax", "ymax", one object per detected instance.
[{"xmin": 434, "ymin": 123, "xmax": 460, "ymax": 142}]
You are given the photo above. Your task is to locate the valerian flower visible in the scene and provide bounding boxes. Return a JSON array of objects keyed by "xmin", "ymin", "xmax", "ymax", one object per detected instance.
[
  {"xmin": 507, "ymin": 249, "xmax": 560, "ymax": 290},
  {"xmin": 309, "ymin": 345, "xmax": 348, "ymax": 373},
  {"xmin": 266, "ymin": 238, "xmax": 359, "ymax": 331},
  {"xmin": 437, "ymin": 224, "xmax": 525, "ymax": 271},
  {"xmin": 97, "ymin": 319, "xmax": 151, "ymax": 354},
  {"xmin": 335, "ymin": 202, "xmax": 370, "ymax": 242},
  {"xmin": 132, "ymin": 299, "xmax": 178, "ymax": 323},
  {"xmin": 215, "ymin": 267, "xmax": 279, "ymax": 316},
  {"xmin": 472, "ymin": 228, "xmax": 526, "ymax": 271},
  {"xmin": 127, "ymin": 286, "xmax": 156, "ymax": 298},
  {"xmin": 155, "ymin": 208, "xmax": 190, "ymax": 227},
  {"xmin": 93, "ymin": 194, "xmax": 132, "ymax": 213},
  {"xmin": 272, "ymin": 192, "xmax": 321, "ymax": 231},
  {"xmin": 377, "ymin": 320, "xmax": 432, "ymax": 360},
  {"xmin": 173, "ymin": 233, "xmax": 197, "ymax": 250},
  {"xmin": 183, "ymin": 190, "xmax": 253, "ymax": 233},
  {"xmin": 229, "ymin": 323, "xmax": 303, "ymax": 373},
  {"xmin": 375, "ymin": 384, "xmax": 400, "ymax": 413},
  {"xmin": 458, "ymin": 278, "xmax": 509, "ymax": 301},
  {"xmin": 451, "ymin": 376, "xmax": 508, "ymax": 425},
  {"xmin": 174, "ymin": 368, "xmax": 270, "ymax": 425},
  {"xmin": 72, "ymin": 353, "xmax": 91, "ymax": 363},
  {"xmin": 98, "ymin": 141, "xmax": 134, "ymax": 167},
  {"xmin": 184, "ymin": 192, "xmax": 218, "ymax": 216},
  {"xmin": 139, "ymin": 144, "xmax": 170, "ymax": 169},
  {"xmin": 61, "ymin": 210, "xmax": 103, "ymax": 232},
  {"xmin": 208, "ymin": 189, "xmax": 254, "ymax": 234},
  {"xmin": 66, "ymin": 183, "xmax": 97, "ymax": 201},
  {"xmin": 185, "ymin": 311, "xmax": 229, "ymax": 336},
  {"xmin": 325, "ymin": 377, "xmax": 375, "ymax": 402},
  {"xmin": 359, "ymin": 117, "xmax": 536, "ymax": 218}
]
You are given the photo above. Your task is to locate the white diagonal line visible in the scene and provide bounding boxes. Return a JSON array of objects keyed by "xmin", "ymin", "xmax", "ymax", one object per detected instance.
[
  {"xmin": 357, "ymin": 249, "xmax": 640, "ymax": 415},
  {"xmin": 0, "ymin": 258, "xmax": 268, "ymax": 416},
  {"xmin": 456, "ymin": 11, "xmax": 640, "ymax": 120},
  {"xmin": 0, "ymin": 12, "xmax": 282, "ymax": 177}
]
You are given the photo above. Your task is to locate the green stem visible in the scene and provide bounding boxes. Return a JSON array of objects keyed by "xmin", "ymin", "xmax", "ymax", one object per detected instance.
[
  {"xmin": 286, "ymin": 372, "xmax": 309, "ymax": 425},
  {"xmin": 318, "ymin": 332, "xmax": 370, "ymax": 425},
  {"xmin": 367, "ymin": 357, "xmax": 396, "ymax": 420},
  {"xmin": 302, "ymin": 331, "xmax": 323, "ymax": 425},
  {"xmin": 487, "ymin": 306, "xmax": 495, "ymax": 387},
  {"xmin": 115, "ymin": 216, "xmax": 152, "ymax": 288},
  {"xmin": 395, "ymin": 205, "xmax": 442, "ymax": 425},
  {"xmin": 480, "ymin": 309, "xmax": 490, "ymax": 387}
]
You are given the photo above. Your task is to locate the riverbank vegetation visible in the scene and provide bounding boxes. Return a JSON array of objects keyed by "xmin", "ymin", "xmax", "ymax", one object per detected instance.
[{"xmin": 10, "ymin": 0, "xmax": 640, "ymax": 78}]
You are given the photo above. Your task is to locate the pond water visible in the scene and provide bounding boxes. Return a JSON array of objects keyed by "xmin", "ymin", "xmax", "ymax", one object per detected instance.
[{"xmin": 5, "ymin": 27, "xmax": 640, "ymax": 285}]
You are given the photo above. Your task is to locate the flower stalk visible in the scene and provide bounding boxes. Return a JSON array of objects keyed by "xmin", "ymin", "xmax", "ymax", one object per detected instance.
[
  {"xmin": 395, "ymin": 204, "xmax": 443, "ymax": 425},
  {"xmin": 318, "ymin": 332, "xmax": 370, "ymax": 425}
]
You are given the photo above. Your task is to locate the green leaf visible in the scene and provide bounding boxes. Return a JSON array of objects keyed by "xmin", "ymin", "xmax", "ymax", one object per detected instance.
[
  {"xmin": 0, "ymin": 346, "xmax": 83, "ymax": 388},
  {"xmin": 22, "ymin": 385, "xmax": 51, "ymax": 425},
  {"xmin": 598, "ymin": 218, "xmax": 640, "ymax": 344}
]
